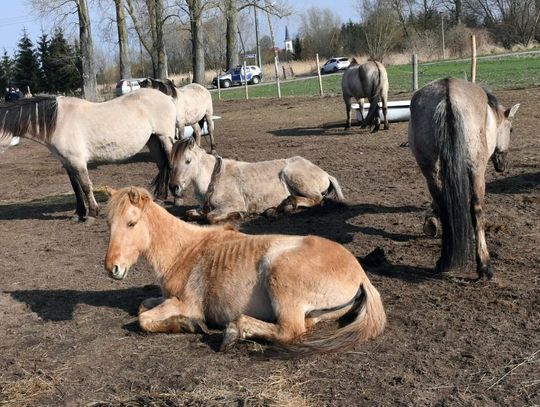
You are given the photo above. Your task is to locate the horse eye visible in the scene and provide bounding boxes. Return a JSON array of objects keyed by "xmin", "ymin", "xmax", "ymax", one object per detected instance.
[
  {"xmin": 510, "ymin": 128, "xmax": 513, "ymax": 133},
  {"xmin": 127, "ymin": 221, "xmax": 136, "ymax": 228},
  {"xmin": 186, "ymin": 158, "xmax": 191, "ymax": 164}
]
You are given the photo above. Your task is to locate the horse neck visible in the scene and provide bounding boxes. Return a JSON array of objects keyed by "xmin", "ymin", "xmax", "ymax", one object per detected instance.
[
  {"xmin": 192, "ymin": 149, "xmax": 217, "ymax": 199},
  {"xmin": 142, "ymin": 201, "xmax": 203, "ymax": 278}
]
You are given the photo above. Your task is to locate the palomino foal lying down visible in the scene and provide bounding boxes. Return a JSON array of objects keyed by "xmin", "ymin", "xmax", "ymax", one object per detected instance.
[
  {"xmin": 104, "ymin": 186, "xmax": 386, "ymax": 355},
  {"xmin": 169, "ymin": 137, "xmax": 345, "ymax": 223}
]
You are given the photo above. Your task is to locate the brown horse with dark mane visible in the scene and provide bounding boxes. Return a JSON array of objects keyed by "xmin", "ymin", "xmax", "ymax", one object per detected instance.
[{"xmin": 104, "ymin": 186, "xmax": 386, "ymax": 355}]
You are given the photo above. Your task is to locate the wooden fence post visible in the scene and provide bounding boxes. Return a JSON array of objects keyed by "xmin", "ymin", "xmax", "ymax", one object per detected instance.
[
  {"xmin": 470, "ymin": 35, "xmax": 477, "ymax": 83},
  {"xmin": 244, "ymin": 61, "xmax": 249, "ymax": 100},
  {"xmin": 316, "ymin": 53, "xmax": 324, "ymax": 96},
  {"xmin": 217, "ymin": 70, "xmax": 221, "ymax": 101},
  {"xmin": 412, "ymin": 54, "xmax": 418, "ymax": 91}
]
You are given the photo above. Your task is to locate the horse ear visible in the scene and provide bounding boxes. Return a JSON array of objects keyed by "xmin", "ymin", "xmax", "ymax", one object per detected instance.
[
  {"xmin": 188, "ymin": 137, "xmax": 195, "ymax": 148},
  {"xmin": 128, "ymin": 187, "xmax": 140, "ymax": 205},
  {"xmin": 505, "ymin": 104, "xmax": 520, "ymax": 120},
  {"xmin": 105, "ymin": 186, "xmax": 117, "ymax": 197}
]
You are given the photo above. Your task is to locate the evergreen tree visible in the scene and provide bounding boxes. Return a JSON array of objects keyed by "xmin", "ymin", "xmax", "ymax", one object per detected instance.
[
  {"xmin": 37, "ymin": 32, "xmax": 50, "ymax": 92},
  {"xmin": 47, "ymin": 28, "xmax": 82, "ymax": 94},
  {"xmin": 0, "ymin": 50, "xmax": 13, "ymax": 92},
  {"xmin": 13, "ymin": 30, "xmax": 40, "ymax": 94},
  {"xmin": 292, "ymin": 36, "xmax": 302, "ymax": 60}
]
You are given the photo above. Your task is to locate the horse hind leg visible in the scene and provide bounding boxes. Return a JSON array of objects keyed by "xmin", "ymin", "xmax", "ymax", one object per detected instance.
[
  {"xmin": 204, "ymin": 113, "xmax": 216, "ymax": 154},
  {"xmin": 470, "ymin": 170, "xmax": 493, "ymax": 279},
  {"xmin": 343, "ymin": 96, "xmax": 353, "ymax": 129},
  {"xmin": 420, "ymin": 164, "xmax": 443, "ymax": 238},
  {"xmin": 381, "ymin": 93, "xmax": 389, "ymax": 130},
  {"xmin": 220, "ymin": 311, "xmax": 307, "ymax": 352}
]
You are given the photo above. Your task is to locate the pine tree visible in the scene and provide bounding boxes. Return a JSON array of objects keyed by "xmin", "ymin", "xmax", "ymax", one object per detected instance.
[
  {"xmin": 293, "ymin": 36, "xmax": 302, "ymax": 61},
  {"xmin": 0, "ymin": 50, "xmax": 12, "ymax": 92},
  {"xmin": 13, "ymin": 30, "xmax": 40, "ymax": 94},
  {"xmin": 48, "ymin": 28, "xmax": 82, "ymax": 94},
  {"xmin": 37, "ymin": 32, "xmax": 50, "ymax": 92}
]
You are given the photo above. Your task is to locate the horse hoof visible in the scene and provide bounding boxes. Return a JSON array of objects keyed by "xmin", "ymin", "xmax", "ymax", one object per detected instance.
[
  {"xmin": 478, "ymin": 263, "xmax": 494, "ymax": 280},
  {"xmin": 220, "ymin": 324, "xmax": 239, "ymax": 352},
  {"xmin": 173, "ymin": 197, "xmax": 183, "ymax": 207},
  {"xmin": 434, "ymin": 258, "xmax": 447, "ymax": 274},
  {"xmin": 423, "ymin": 217, "xmax": 439, "ymax": 237},
  {"xmin": 84, "ymin": 216, "xmax": 97, "ymax": 225},
  {"xmin": 263, "ymin": 208, "xmax": 278, "ymax": 218}
]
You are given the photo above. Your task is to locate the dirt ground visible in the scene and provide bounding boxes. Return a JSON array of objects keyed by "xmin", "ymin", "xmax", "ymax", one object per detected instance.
[{"xmin": 0, "ymin": 88, "xmax": 539, "ymax": 407}]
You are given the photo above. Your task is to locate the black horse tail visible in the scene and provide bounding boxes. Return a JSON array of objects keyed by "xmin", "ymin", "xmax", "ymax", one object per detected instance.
[
  {"xmin": 362, "ymin": 95, "xmax": 380, "ymax": 127},
  {"xmin": 198, "ymin": 116, "xmax": 206, "ymax": 132},
  {"xmin": 148, "ymin": 135, "xmax": 170, "ymax": 200},
  {"xmin": 433, "ymin": 87, "xmax": 473, "ymax": 271}
]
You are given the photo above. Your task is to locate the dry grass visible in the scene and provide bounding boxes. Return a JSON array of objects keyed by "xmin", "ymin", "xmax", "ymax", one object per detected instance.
[
  {"xmin": 0, "ymin": 376, "xmax": 55, "ymax": 407},
  {"xmin": 87, "ymin": 369, "xmax": 321, "ymax": 407}
]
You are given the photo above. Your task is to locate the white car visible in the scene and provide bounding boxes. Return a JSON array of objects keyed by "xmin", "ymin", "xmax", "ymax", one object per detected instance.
[
  {"xmin": 115, "ymin": 78, "xmax": 145, "ymax": 96},
  {"xmin": 212, "ymin": 65, "xmax": 263, "ymax": 88},
  {"xmin": 321, "ymin": 57, "xmax": 350, "ymax": 74}
]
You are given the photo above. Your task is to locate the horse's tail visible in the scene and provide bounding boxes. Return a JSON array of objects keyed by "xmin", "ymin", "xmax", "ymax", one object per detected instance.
[
  {"xmin": 275, "ymin": 279, "xmax": 386, "ymax": 357},
  {"xmin": 433, "ymin": 92, "xmax": 473, "ymax": 270},
  {"xmin": 362, "ymin": 95, "xmax": 381, "ymax": 127},
  {"xmin": 198, "ymin": 116, "xmax": 206, "ymax": 132},
  {"xmin": 327, "ymin": 175, "xmax": 345, "ymax": 201},
  {"xmin": 150, "ymin": 136, "xmax": 171, "ymax": 200}
]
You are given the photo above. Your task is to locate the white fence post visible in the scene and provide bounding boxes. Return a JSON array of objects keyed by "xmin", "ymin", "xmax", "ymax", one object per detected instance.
[
  {"xmin": 274, "ymin": 56, "xmax": 281, "ymax": 98},
  {"xmin": 412, "ymin": 54, "xmax": 418, "ymax": 91},
  {"xmin": 316, "ymin": 53, "xmax": 324, "ymax": 97},
  {"xmin": 244, "ymin": 61, "xmax": 249, "ymax": 99}
]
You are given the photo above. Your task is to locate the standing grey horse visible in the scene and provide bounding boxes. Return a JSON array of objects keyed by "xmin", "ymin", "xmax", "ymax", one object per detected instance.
[
  {"xmin": 168, "ymin": 137, "xmax": 345, "ymax": 223},
  {"xmin": 409, "ymin": 78, "xmax": 519, "ymax": 279},
  {"xmin": 342, "ymin": 60, "xmax": 389, "ymax": 132},
  {"xmin": 0, "ymin": 89, "xmax": 179, "ymax": 220},
  {"xmin": 140, "ymin": 78, "xmax": 216, "ymax": 152}
]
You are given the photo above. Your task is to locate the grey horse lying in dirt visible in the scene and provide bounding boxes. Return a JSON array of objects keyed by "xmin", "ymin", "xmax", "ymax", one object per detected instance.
[{"xmin": 168, "ymin": 137, "xmax": 345, "ymax": 223}]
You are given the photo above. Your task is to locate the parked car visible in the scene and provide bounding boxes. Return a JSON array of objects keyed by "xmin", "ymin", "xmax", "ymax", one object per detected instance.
[
  {"xmin": 212, "ymin": 65, "xmax": 263, "ymax": 88},
  {"xmin": 115, "ymin": 78, "xmax": 145, "ymax": 96},
  {"xmin": 320, "ymin": 57, "xmax": 350, "ymax": 74}
]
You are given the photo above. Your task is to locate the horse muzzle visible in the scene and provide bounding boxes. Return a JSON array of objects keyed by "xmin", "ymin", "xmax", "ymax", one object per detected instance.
[
  {"xmin": 111, "ymin": 264, "xmax": 129, "ymax": 280},
  {"xmin": 170, "ymin": 183, "xmax": 184, "ymax": 198},
  {"xmin": 492, "ymin": 150, "xmax": 508, "ymax": 173}
]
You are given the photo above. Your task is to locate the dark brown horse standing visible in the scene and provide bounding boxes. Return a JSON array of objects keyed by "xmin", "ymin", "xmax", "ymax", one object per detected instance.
[{"xmin": 408, "ymin": 78, "xmax": 519, "ymax": 279}]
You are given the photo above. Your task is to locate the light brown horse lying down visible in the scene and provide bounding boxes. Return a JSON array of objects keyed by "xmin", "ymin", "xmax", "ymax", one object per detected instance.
[{"xmin": 104, "ymin": 186, "xmax": 386, "ymax": 355}]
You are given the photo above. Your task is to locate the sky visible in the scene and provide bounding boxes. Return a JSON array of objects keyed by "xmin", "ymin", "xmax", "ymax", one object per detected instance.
[{"xmin": 0, "ymin": 0, "xmax": 359, "ymax": 58}]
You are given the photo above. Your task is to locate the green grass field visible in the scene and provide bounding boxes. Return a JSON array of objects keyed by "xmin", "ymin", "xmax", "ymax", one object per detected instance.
[{"xmin": 213, "ymin": 53, "xmax": 540, "ymax": 101}]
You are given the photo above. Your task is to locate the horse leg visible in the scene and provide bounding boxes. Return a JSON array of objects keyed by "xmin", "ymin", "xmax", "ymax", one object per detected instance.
[
  {"xmin": 470, "ymin": 170, "xmax": 493, "ymax": 279},
  {"xmin": 381, "ymin": 93, "xmax": 389, "ymax": 130},
  {"xmin": 186, "ymin": 208, "xmax": 206, "ymax": 221},
  {"xmin": 221, "ymin": 311, "xmax": 306, "ymax": 352},
  {"xmin": 72, "ymin": 164, "xmax": 99, "ymax": 219},
  {"xmin": 206, "ymin": 113, "xmax": 216, "ymax": 154},
  {"xmin": 358, "ymin": 98, "xmax": 365, "ymax": 123},
  {"xmin": 64, "ymin": 165, "xmax": 87, "ymax": 220},
  {"xmin": 138, "ymin": 296, "xmax": 165, "ymax": 315},
  {"xmin": 277, "ymin": 195, "xmax": 321, "ymax": 213},
  {"xmin": 206, "ymin": 209, "xmax": 245, "ymax": 224},
  {"xmin": 139, "ymin": 297, "xmax": 208, "ymax": 334},
  {"xmin": 420, "ymin": 164, "xmax": 442, "ymax": 238},
  {"xmin": 192, "ymin": 122, "xmax": 202, "ymax": 147},
  {"xmin": 344, "ymin": 96, "xmax": 353, "ymax": 129},
  {"xmin": 146, "ymin": 136, "xmax": 169, "ymax": 200}
]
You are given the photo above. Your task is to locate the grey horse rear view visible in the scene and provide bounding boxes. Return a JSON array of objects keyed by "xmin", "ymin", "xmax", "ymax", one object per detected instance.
[
  {"xmin": 408, "ymin": 78, "xmax": 519, "ymax": 279},
  {"xmin": 341, "ymin": 60, "xmax": 389, "ymax": 132}
]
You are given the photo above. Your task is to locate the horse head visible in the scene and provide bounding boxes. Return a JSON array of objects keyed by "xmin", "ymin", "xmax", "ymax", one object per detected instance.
[
  {"xmin": 104, "ymin": 186, "xmax": 152, "ymax": 280},
  {"xmin": 492, "ymin": 102, "xmax": 519, "ymax": 173},
  {"xmin": 169, "ymin": 137, "xmax": 201, "ymax": 198}
]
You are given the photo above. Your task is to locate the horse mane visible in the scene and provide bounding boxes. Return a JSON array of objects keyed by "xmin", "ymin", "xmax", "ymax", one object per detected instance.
[
  {"xmin": 171, "ymin": 136, "xmax": 195, "ymax": 163},
  {"xmin": 106, "ymin": 187, "xmax": 154, "ymax": 223},
  {"xmin": 483, "ymin": 88, "xmax": 504, "ymax": 123},
  {"xmin": 140, "ymin": 78, "xmax": 178, "ymax": 99},
  {"xmin": 0, "ymin": 95, "xmax": 58, "ymax": 146}
]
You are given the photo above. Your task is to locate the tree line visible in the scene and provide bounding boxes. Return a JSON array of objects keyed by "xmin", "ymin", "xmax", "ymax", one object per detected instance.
[
  {"xmin": 293, "ymin": 1, "xmax": 540, "ymax": 62},
  {"xmin": 0, "ymin": 29, "xmax": 81, "ymax": 96},
  {"xmin": 11, "ymin": 0, "xmax": 540, "ymax": 101}
]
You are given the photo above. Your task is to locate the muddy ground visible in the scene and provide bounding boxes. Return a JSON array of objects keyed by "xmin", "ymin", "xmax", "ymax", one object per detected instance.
[{"xmin": 0, "ymin": 88, "xmax": 539, "ymax": 406}]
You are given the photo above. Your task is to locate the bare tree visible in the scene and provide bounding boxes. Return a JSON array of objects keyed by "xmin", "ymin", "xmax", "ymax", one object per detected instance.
[
  {"xmin": 126, "ymin": 0, "xmax": 168, "ymax": 78},
  {"xmin": 221, "ymin": 0, "xmax": 290, "ymax": 71},
  {"xmin": 31, "ymin": 0, "xmax": 98, "ymax": 101},
  {"xmin": 465, "ymin": 0, "xmax": 540, "ymax": 46},
  {"xmin": 299, "ymin": 7, "xmax": 342, "ymax": 58},
  {"xmin": 114, "ymin": 0, "xmax": 132, "ymax": 79},
  {"xmin": 360, "ymin": 0, "xmax": 401, "ymax": 61}
]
